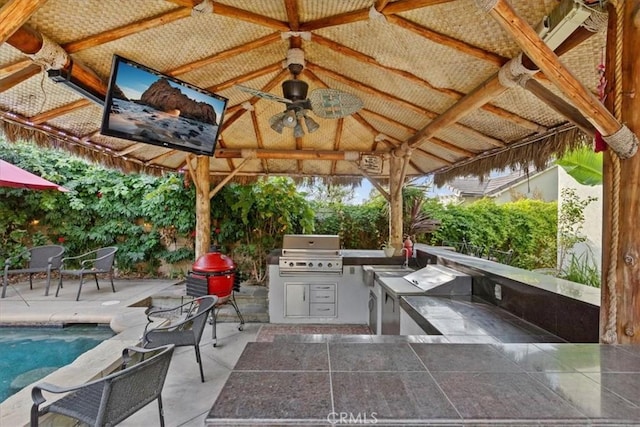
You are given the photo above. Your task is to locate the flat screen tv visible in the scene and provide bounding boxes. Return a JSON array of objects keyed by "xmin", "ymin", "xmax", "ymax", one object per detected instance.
[{"xmin": 101, "ymin": 55, "xmax": 227, "ymax": 157}]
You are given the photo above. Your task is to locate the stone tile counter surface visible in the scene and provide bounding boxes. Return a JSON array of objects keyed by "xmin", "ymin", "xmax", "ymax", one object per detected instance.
[{"xmin": 206, "ymin": 341, "xmax": 640, "ymax": 425}]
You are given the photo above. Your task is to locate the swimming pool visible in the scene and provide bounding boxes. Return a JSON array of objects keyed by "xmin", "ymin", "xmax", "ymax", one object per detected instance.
[{"xmin": 0, "ymin": 325, "xmax": 114, "ymax": 402}]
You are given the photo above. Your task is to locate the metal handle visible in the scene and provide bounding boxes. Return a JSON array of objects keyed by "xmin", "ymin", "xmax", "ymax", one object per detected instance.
[{"xmin": 303, "ymin": 288, "xmax": 306, "ymax": 301}]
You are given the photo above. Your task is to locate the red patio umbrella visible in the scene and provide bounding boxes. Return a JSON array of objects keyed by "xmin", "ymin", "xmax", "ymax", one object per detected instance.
[{"xmin": 0, "ymin": 159, "xmax": 68, "ymax": 192}]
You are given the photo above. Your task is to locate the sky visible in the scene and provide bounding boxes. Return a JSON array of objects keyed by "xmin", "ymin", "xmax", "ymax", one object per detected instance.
[{"xmin": 350, "ymin": 177, "xmax": 454, "ymax": 205}]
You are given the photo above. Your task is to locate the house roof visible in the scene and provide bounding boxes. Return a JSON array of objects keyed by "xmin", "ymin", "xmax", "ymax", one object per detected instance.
[
  {"xmin": 447, "ymin": 165, "xmax": 553, "ymax": 197},
  {"xmin": 0, "ymin": 0, "xmax": 608, "ymax": 183}
]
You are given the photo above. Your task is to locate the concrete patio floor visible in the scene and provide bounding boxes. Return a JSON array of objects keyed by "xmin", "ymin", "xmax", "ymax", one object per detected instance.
[{"xmin": 0, "ymin": 276, "xmax": 258, "ymax": 427}]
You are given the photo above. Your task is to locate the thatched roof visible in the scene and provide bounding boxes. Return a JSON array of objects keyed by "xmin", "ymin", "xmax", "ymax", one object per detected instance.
[{"xmin": 0, "ymin": 0, "xmax": 608, "ymax": 184}]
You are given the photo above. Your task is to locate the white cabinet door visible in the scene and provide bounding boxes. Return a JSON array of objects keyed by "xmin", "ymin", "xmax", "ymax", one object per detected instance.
[{"xmin": 285, "ymin": 284, "xmax": 309, "ymax": 316}]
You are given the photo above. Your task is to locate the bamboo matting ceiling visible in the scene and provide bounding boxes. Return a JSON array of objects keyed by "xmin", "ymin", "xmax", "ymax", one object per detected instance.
[{"xmin": 0, "ymin": 0, "xmax": 606, "ymax": 182}]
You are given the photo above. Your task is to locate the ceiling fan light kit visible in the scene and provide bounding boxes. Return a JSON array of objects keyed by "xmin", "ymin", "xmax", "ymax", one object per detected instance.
[{"xmin": 236, "ymin": 48, "xmax": 363, "ymax": 137}]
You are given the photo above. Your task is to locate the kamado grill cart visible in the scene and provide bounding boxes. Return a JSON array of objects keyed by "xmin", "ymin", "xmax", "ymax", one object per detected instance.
[{"xmin": 186, "ymin": 247, "xmax": 244, "ymax": 346}]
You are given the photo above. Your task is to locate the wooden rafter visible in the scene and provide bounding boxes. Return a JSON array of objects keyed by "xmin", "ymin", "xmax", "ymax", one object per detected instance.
[
  {"xmin": 311, "ymin": 34, "xmax": 543, "ymax": 132},
  {"xmin": 406, "ymin": 23, "xmax": 600, "ymax": 149},
  {"xmin": 284, "ymin": 0, "xmax": 300, "ymax": 31},
  {"xmin": 0, "ymin": 0, "xmax": 48, "ymax": 44},
  {"xmin": 306, "ymin": 62, "xmax": 504, "ymax": 148},
  {"xmin": 485, "ymin": 0, "xmax": 623, "ymax": 138},
  {"xmin": 299, "ymin": 0, "xmax": 453, "ymax": 32},
  {"xmin": 63, "ymin": 8, "xmax": 191, "ymax": 54},
  {"xmin": 168, "ymin": 33, "xmax": 281, "ymax": 76},
  {"xmin": 208, "ymin": 62, "xmax": 282, "ymax": 92},
  {"xmin": 30, "ymin": 99, "xmax": 91, "ymax": 124},
  {"xmin": 386, "ymin": 15, "xmax": 508, "ymax": 67},
  {"xmin": 0, "ymin": 63, "xmax": 40, "ymax": 92},
  {"xmin": 168, "ymin": 0, "xmax": 289, "ymax": 31},
  {"xmin": 249, "ymin": 109, "xmax": 268, "ymax": 171},
  {"xmin": 331, "ymin": 118, "xmax": 345, "ymax": 175}
]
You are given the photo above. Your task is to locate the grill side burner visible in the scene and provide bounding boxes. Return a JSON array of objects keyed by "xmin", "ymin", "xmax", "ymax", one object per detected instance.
[{"xmin": 279, "ymin": 234, "xmax": 343, "ymax": 276}]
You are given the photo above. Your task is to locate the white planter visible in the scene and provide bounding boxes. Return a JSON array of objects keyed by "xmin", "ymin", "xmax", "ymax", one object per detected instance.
[{"xmin": 383, "ymin": 247, "xmax": 395, "ymax": 257}]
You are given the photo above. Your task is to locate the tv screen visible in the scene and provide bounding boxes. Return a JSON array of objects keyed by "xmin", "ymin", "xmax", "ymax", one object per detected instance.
[{"xmin": 100, "ymin": 55, "xmax": 227, "ymax": 157}]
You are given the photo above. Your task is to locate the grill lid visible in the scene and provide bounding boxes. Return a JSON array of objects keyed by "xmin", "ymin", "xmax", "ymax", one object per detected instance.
[
  {"xmin": 193, "ymin": 251, "xmax": 235, "ymax": 272},
  {"xmin": 282, "ymin": 234, "xmax": 340, "ymax": 251}
]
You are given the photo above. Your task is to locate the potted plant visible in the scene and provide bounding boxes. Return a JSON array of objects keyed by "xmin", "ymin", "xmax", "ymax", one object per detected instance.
[{"xmin": 382, "ymin": 240, "xmax": 396, "ymax": 257}]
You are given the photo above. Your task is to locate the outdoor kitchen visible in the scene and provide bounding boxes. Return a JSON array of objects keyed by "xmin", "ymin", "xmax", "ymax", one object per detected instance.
[{"xmin": 267, "ymin": 234, "xmax": 600, "ymax": 343}]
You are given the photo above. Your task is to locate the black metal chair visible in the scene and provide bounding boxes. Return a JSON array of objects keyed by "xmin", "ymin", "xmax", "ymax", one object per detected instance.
[
  {"xmin": 143, "ymin": 295, "xmax": 217, "ymax": 382},
  {"xmin": 56, "ymin": 246, "xmax": 118, "ymax": 301},
  {"xmin": 2, "ymin": 245, "xmax": 65, "ymax": 298},
  {"xmin": 30, "ymin": 344, "xmax": 175, "ymax": 427}
]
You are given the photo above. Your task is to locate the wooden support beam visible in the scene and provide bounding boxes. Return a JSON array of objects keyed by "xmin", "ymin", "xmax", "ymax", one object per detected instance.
[
  {"xmin": 209, "ymin": 158, "xmax": 249, "ymax": 199},
  {"xmin": 356, "ymin": 166, "xmax": 390, "ymax": 201},
  {"xmin": 7, "ymin": 26, "xmax": 107, "ymax": 101},
  {"xmin": 388, "ymin": 154, "xmax": 404, "ymax": 253},
  {"xmin": 0, "ymin": 0, "xmax": 47, "ymax": 44},
  {"xmin": 195, "ymin": 155, "xmax": 211, "ymax": 258},
  {"xmin": 601, "ymin": 1, "xmax": 640, "ymax": 344},
  {"xmin": 482, "ymin": 0, "xmax": 634, "ymax": 149},
  {"xmin": 215, "ymin": 148, "xmax": 364, "ymax": 161}
]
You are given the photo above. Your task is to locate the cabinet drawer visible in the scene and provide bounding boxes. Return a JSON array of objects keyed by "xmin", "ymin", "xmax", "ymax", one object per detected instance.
[
  {"xmin": 310, "ymin": 289, "xmax": 335, "ymax": 303},
  {"xmin": 310, "ymin": 303, "xmax": 335, "ymax": 317},
  {"xmin": 310, "ymin": 284, "xmax": 335, "ymax": 292}
]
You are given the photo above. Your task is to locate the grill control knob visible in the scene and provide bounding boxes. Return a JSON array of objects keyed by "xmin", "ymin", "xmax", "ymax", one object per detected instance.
[
  {"xmin": 309, "ymin": 262, "xmax": 314, "ymax": 267},
  {"xmin": 318, "ymin": 262, "xmax": 323, "ymax": 267},
  {"xmin": 289, "ymin": 262, "xmax": 294, "ymax": 267},
  {"xmin": 328, "ymin": 262, "xmax": 333, "ymax": 268}
]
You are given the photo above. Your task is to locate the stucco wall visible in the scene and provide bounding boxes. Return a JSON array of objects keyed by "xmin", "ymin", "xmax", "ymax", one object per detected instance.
[
  {"xmin": 494, "ymin": 167, "xmax": 558, "ymax": 203},
  {"xmin": 557, "ymin": 167, "xmax": 603, "ymax": 273}
]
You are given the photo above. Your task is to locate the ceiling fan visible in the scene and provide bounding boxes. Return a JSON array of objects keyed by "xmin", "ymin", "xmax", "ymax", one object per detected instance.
[{"xmin": 236, "ymin": 48, "xmax": 363, "ymax": 137}]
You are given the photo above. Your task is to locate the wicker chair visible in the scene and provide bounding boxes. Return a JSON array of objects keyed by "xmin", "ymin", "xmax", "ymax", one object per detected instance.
[
  {"xmin": 56, "ymin": 246, "xmax": 118, "ymax": 301},
  {"xmin": 143, "ymin": 295, "xmax": 217, "ymax": 382},
  {"xmin": 30, "ymin": 344, "xmax": 175, "ymax": 427},
  {"xmin": 2, "ymin": 245, "xmax": 65, "ymax": 298}
]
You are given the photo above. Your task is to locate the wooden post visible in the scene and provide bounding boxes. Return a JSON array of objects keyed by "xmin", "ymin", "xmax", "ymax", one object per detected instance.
[
  {"xmin": 388, "ymin": 154, "xmax": 403, "ymax": 254},
  {"xmin": 601, "ymin": 1, "xmax": 640, "ymax": 344},
  {"xmin": 194, "ymin": 156, "xmax": 211, "ymax": 259}
]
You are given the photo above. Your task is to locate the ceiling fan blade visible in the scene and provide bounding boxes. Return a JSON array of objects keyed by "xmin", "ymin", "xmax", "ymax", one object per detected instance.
[
  {"xmin": 308, "ymin": 88, "xmax": 363, "ymax": 119},
  {"xmin": 236, "ymin": 84, "xmax": 292, "ymax": 104}
]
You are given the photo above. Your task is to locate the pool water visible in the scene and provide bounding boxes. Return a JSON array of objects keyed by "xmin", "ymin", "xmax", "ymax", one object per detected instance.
[{"xmin": 0, "ymin": 325, "xmax": 114, "ymax": 403}]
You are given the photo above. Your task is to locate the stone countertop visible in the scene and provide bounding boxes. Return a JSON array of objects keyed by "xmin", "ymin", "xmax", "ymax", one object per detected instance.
[{"xmin": 206, "ymin": 341, "xmax": 640, "ymax": 425}]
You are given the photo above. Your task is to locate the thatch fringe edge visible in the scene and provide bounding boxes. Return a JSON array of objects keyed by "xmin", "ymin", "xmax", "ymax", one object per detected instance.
[{"xmin": 433, "ymin": 124, "xmax": 588, "ymax": 187}]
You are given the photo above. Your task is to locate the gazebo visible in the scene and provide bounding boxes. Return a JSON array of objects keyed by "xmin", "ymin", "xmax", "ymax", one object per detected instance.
[{"xmin": 0, "ymin": 0, "xmax": 638, "ymax": 344}]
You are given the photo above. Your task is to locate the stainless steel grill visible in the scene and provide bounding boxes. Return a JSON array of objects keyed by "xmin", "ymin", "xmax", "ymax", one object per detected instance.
[{"xmin": 279, "ymin": 234, "xmax": 343, "ymax": 276}]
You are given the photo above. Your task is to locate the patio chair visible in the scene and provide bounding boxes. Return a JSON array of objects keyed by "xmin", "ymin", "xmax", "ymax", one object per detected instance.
[
  {"xmin": 2, "ymin": 245, "xmax": 65, "ymax": 298},
  {"xmin": 30, "ymin": 344, "xmax": 174, "ymax": 427},
  {"xmin": 143, "ymin": 295, "xmax": 217, "ymax": 383},
  {"xmin": 55, "ymin": 246, "xmax": 118, "ymax": 301}
]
